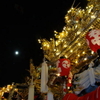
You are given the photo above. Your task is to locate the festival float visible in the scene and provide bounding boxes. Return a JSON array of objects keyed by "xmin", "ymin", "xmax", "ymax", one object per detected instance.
[{"xmin": 38, "ymin": 0, "xmax": 100, "ymax": 99}]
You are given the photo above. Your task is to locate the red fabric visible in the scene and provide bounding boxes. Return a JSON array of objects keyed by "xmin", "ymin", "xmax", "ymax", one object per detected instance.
[
  {"xmin": 56, "ymin": 58, "xmax": 71, "ymax": 76},
  {"xmin": 86, "ymin": 29, "xmax": 100, "ymax": 52},
  {"xmin": 67, "ymin": 72, "xmax": 73, "ymax": 87},
  {"xmin": 34, "ymin": 95, "xmax": 38, "ymax": 99},
  {"xmin": 67, "ymin": 83, "xmax": 72, "ymax": 87},
  {"xmin": 62, "ymin": 86, "xmax": 100, "ymax": 100},
  {"xmin": 62, "ymin": 93, "xmax": 78, "ymax": 100}
]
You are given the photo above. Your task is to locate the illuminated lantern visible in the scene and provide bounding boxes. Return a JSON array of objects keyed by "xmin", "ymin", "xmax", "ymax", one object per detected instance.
[
  {"xmin": 86, "ymin": 29, "xmax": 100, "ymax": 52},
  {"xmin": 56, "ymin": 57, "xmax": 71, "ymax": 76}
]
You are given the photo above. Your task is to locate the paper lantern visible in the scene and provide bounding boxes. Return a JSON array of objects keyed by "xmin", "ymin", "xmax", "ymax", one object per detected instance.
[
  {"xmin": 56, "ymin": 58, "xmax": 71, "ymax": 76},
  {"xmin": 86, "ymin": 29, "xmax": 100, "ymax": 52}
]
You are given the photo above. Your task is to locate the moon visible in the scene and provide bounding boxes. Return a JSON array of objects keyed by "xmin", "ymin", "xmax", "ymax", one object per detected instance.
[{"xmin": 15, "ymin": 51, "xmax": 19, "ymax": 55}]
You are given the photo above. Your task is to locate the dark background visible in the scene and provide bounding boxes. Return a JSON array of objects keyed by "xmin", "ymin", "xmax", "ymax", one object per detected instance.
[{"xmin": 0, "ymin": 0, "xmax": 87, "ymax": 86}]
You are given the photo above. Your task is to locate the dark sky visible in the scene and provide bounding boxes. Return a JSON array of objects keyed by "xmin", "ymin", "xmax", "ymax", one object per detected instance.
[{"xmin": 1, "ymin": 0, "xmax": 87, "ymax": 86}]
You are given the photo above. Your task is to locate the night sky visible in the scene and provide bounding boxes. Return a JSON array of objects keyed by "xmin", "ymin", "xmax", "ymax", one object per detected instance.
[{"xmin": 1, "ymin": 0, "xmax": 87, "ymax": 86}]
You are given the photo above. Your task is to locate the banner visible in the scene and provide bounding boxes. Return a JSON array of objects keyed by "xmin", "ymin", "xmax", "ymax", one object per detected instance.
[
  {"xmin": 47, "ymin": 91, "xmax": 54, "ymax": 100},
  {"xmin": 28, "ymin": 77, "xmax": 34, "ymax": 100},
  {"xmin": 41, "ymin": 60, "xmax": 48, "ymax": 93}
]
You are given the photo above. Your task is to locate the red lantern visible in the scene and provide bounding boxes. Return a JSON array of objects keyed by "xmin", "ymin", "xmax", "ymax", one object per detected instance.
[
  {"xmin": 56, "ymin": 58, "xmax": 71, "ymax": 76},
  {"xmin": 86, "ymin": 29, "xmax": 100, "ymax": 52}
]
